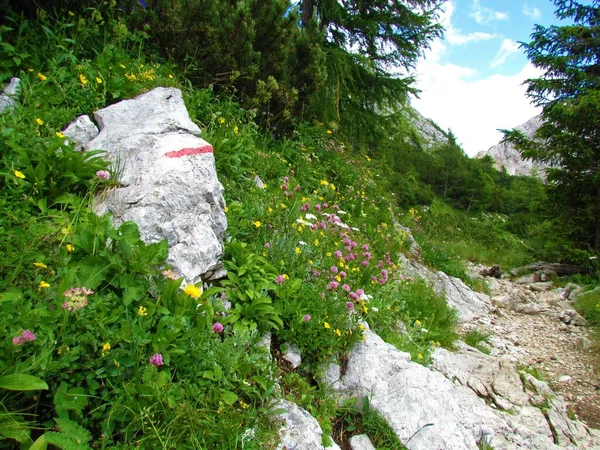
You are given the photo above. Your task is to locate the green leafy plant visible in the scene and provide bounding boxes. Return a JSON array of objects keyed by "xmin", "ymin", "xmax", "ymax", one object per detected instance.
[{"xmin": 221, "ymin": 241, "xmax": 283, "ymax": 333}]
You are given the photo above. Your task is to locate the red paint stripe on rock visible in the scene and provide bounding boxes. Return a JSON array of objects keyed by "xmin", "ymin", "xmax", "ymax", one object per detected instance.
[{"xmin": 165, "ymin": 145, "xmax": 213, "ymax": 158}]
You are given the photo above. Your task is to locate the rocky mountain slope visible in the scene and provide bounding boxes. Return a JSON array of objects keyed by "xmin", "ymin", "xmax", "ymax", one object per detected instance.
[
  {"xmin": 406, "ymin": 106, "xmax": 449, "ymax": 149},
  {"xmin": 476, "ymin": 116, "xmax": 548, "ymax": 179}
]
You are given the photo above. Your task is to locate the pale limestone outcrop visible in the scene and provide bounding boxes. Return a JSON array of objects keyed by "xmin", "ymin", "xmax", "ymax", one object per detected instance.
[{"xmin": 83, "ymin": 87, "xmax": 227, "ymax": 283}]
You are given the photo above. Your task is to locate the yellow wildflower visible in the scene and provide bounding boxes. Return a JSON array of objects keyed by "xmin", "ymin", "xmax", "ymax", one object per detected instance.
[
  {"xmin": 314, "ymin": 239, "xmax": 319, "ymax": 246},
  {"xmin": 125, "ymin": 73, "xmax": 137, "ymax": 81},
  {"xmin": 334, "ymin": 329, "xmax": 341, "ymax": 337},
  {"xmin": 224, "ymin": 206, "xmax": 229, "ymax": 213},
  {"xmin": 39, "ymin": 281, "xmax": 50, "ymax": 289},
  {"xmin": 119, "ymin": 64, "xmax": 126, "ymax": 69},
  {"xmin": 13, "ymin": 170, "xmax": 25, "ymax": 179},
  {"xmin": 35, "ymin": 118, "xmax": 43, "ymax": 125},
  {"xmin": 324, "ymin": 322, "xmax": 330, "ymax": 329},
  {"xmin": 326, "ymin": 129, "xmax": 332, "ymax": 135},
  {"xmin": 218, "ymin": 117, "xmax": 225, "ymax": 124},
  {"xmin": 168, "ymin": 74, "xmax": 174, "ymax": 79},
  {"xmin": 320, "ymin": 180, "xmax": 329, "ymax": 186},
  {"xmin": 183, "ymin": 284, "xmax": 202, "ymax": 299},
  {"xmin": 55, "ymin": 131, "xmax": 65, "ymax": 138},
  {"xmin": 138, "ymin": 305, "xmax": 148, "ymax": 316},
  {"xmin": 33, "ymin": 262, "xmax": 48, "ymax": 269},
  {"xmin": 283, "ymin": 274, "xmax": 289, "ymax": 280},
  {"xmin": 268, "ymin": 207, "xmax": 273, "ymax": 214},
  {"xmin": 239, "ymin": 400, "xmax": 250, "ymax": 409},
  {"xmin": 95, "ymin": 77, "xmax": 103, "ymax": 84},
  {"xmin": 280, "ymin": 203, "xmax": 287, "ymax": 209},
  {"xmin": 102, "ymin": 343, "xmax": 111, "ymax": 352},
  {"xmin": 253, "ymin": 221, "xmax": 261, "ymax": 228},
  {"xmin": 414, "ymin": 319, "xmax": 422, "ymax": 327},
  {"xmin": 330, "ymin": 184, "xmax": 336, "ymax": 191},
  {"xmin": 418, "ymin": 353, "xmax": 424, "ymax": 360},
  {"xmin": 295, "ymin": 247, "xmax": 302, "ymax": 255},
  {"xmin": 65, "ymin": 244, "xmax": 74, "ymax": 252},
  {"xmin": 79, "ymin": 74, "xmax": 88, "ymax": 85},
  {"xmin": 37, "ymin": 72, "xmax": 47, "ymax": 81},
  {"xmin": 233, "ymin": 126, "xmax": 239, "ymax": 135}
]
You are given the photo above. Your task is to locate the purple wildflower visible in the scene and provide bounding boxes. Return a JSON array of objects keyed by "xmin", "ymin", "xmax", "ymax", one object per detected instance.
[
  {"xmin": 302, "ymin": 314, "xmax": 311, "ymax": 322},
  {"xmin": 149, "ymin": 353, "xmax": 164, "ymax": 367},
  {"xmin": 212, "ymin": 322, "xmax": 224, "ymax": 333},
  {"xmin": 12, "ymin": 336, "xmax": 24, "ymax": 346},
  {"xmin": 96, "ymin": 170, "xmax": 110, "ymax": 180},
  {"xmin": 275, "ymin": 274, "xmax": 285, "ymax": 285},
  {"xmin": 346, "ymin": 301, "xmax": 355, "ymax": 310},
  {"xmin": 21, "ymin": 330, "xmax": 36, "ymax": 342},
  {"xmin": 327, "ymin": 281, "xmax": 339, "ymax": 291}
]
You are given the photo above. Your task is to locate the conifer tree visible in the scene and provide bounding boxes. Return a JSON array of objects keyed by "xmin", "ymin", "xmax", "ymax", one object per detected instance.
[
  {"xmin": 503, "ymin": 0, "xmax": 600, "ymax": 252},
  {"xmin": 300, "ymin": 0, "xmax": 443, "ymax": 138}
]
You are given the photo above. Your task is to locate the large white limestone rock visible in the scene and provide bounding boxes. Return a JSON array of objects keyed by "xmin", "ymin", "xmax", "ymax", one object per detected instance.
[
  {"xmin": 273, "ymin": 400, "xmax": 325, "ymax": 449},
  {"xmin": 399, "ymin": 255, "xmax": 493, "ymax": 322},
  {"xmin": 334, "ymin": 330, "xmax": 600, "ymax": 450},
  {"xmin": 88, "ymin": 87, "xmax": 227, "ymax": 283}
]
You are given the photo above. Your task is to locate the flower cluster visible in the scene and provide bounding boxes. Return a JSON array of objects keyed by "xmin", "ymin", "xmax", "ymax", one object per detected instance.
[
  {"xmin": 12, "ymin": 329, "xmax": 36, "ymax": 346},
  {"xmin": 62, "ymin": 287, "xmax": 94, "ymax": 311}
]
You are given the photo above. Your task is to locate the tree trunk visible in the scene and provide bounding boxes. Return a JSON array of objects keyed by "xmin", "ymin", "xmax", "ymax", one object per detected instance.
[{"xmin": 301, "ymin": 0, "xmax": 314, "ymax": 28}]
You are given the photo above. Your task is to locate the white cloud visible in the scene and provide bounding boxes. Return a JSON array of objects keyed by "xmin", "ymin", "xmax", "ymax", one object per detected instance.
[
  {"xmin": 522, "ymin": 4, "xmax": 542, "ymax": 20},
  {"xmin": 438, "ymin": 1, "xmax": 498, "ymax": 46},
  {"xmin": 470, "ymin": 0, "xmax": 509, "ymax": 25},
  {"xmin": 490, "ymin": 39, "xmax": 521, "ymax": 68},
  {"xmin": 412, "ymin": 58, "xmax": 542, "ymax": 157},
  {"xmin": 446, "ymin": 29, "xmax": 498, "ymax": 45}
]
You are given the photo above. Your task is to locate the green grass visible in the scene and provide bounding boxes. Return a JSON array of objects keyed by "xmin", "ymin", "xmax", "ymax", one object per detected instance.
[
  {"xmin": 407, "ymin": 200, "xmax": 534, "ymax": 285},
  {"xmin": 333, "ymin": 398, "xmax": 406, "ymax": 450},
  {"xmin": 575, "ymin": 287, "xmax": 600, "ymax": 327},
  {"xmin": 463, "ymin": 329, "xmax": 492, "ymax": 354}
]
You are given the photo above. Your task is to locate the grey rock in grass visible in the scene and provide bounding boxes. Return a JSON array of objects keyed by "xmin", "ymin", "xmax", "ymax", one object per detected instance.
[
  {"xmin": 89, "ymin": 87, "xmax": 226, "ymax": 283},
  {"xmin": 0, "ymin": 77, "xmax": 20, "ymax": 113},
  {"xmin": 273, "ymin": 399, "xmax": 326, "ymax": 450},
  {"xmin": 282, "ymin": 343, "xmax": 302, "ymax": 369},
  {"xmin": 62, "ymin": 115, "xmax": 99, "ymax": 150},
  {"xmin": 349, "ymin": 434, "xmax": 376, "ymax": 450},
  {"xmin": 399, "ymin": 255, "xmax": 493, "ymax": 322},
  {"xmin": 334, "ymin": 330, "xmax": 600, "ymax": 450}
]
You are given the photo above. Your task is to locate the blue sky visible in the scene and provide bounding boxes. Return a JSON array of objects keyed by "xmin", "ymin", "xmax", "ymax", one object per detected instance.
[{"xmin": 411, "ymin": 0, "xmax": 568, "ymax": 156}]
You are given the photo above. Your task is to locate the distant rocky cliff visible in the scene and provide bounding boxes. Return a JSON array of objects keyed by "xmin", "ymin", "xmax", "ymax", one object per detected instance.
[
  {"xmin": 476, "ymin": 116, "xmax": 547, "ymax": 179},
  {"xmin": 407, "ymin": 107, "xmax": 449, "ymax": 149}
]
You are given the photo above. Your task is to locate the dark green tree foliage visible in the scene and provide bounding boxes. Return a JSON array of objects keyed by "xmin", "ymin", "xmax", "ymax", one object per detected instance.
[
  {"xmin": 503, "ymin": 0, "xmax": 600, "ymax": 251},
  {"xmin": 127, "ymin": 0, "xmax": 327, "ymax": 130},
  {"xmin": 301, "ymin": 0, "xmax": 443, "ymax": 140}
]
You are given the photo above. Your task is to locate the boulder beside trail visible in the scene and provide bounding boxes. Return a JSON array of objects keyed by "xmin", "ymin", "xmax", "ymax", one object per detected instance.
[{"xmin": 82, "ymin": 87, "xmax": 227, "ymax": 283}]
